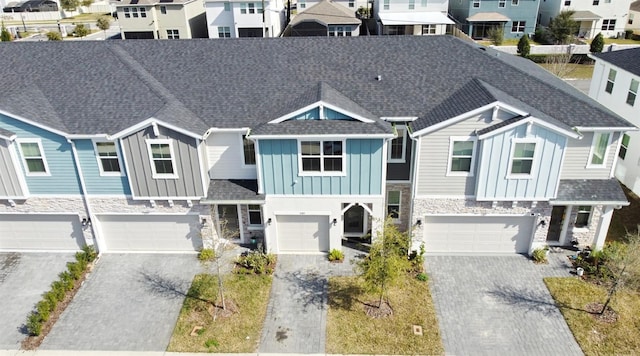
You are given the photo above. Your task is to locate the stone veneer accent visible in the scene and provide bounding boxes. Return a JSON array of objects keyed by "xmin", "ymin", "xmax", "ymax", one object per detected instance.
[
  {"xmin": 385, "ymin": 183, "xmax": 412, "ymax": 232},
  {"xmin": 565, "ymin": 205, "xmax": 603, "ymax": 247},
  {"xmin": 239, "ymin": 204, "xmax": 265, "ymax": 243}
]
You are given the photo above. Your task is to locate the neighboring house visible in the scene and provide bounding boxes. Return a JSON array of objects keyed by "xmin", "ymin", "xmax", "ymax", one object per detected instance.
[
  {"xmin": 0, "ymin": 36, "xmax": 633, "ymax": 256},
  {"xmin": 284, "ymin": 0, "xmax": 360, "ymax": 36},
  {"xmin": 205, "ymin": 0, "xmax": 285, "ymax": 38},
  {"xmin": 2, "ymin": 0, "xmax": 57, "ymax": 12},
  {"xmin": 448, "ymin": 0, "xmax": 539, "ymax": 39},
  {"xmin": 627, "ymin": 0, "xmax": 640, "ymax": 31},
  {"xmin": 372, "ymin": 0, "xmax": 454, "ymax": 35},
  {"xmin": 589, "ymin": 47, "xmax": 640, "ymax": 196},
  {"xmin": 116, "ymin": 0, "xmax": 208, "ymax": 39},
  {"xmin": 538, "ymin": 0, "xmax": 633, "ymax": 39}
]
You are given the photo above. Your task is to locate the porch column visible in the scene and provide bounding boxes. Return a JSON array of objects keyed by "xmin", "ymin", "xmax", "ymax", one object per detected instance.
[
  {"xmin": 559, "ymin": 205, "xmax": 572, "ymax": 245},
  {"xmin": 594, "ymin": 205, "xmax": 614, "ymax": 250},
  {"xmin": 370, "ymin": 202, "xmax": 385, "ymax": 243}
]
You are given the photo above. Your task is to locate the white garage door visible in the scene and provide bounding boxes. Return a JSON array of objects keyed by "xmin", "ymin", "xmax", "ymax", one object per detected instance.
[
  {"xmin": 423, "ymin": 215, "xmax": 534, "ymax": 254},
  {"xmin": 276, "ymin": 215, "xmax": 330, "ymax": 253},
  {"xmin": 0, "ymin": 214, "xmax": 85, "ymax": 250},
  {"xmin": 98, "ymin": 215, "xmax": 202, "ymax": 252}
]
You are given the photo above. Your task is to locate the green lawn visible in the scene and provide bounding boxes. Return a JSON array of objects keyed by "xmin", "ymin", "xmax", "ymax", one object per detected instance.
[
  {"xmin": 545, "ymin": 277, "xmax": 640, "ymax": 355},
  {"xmin": 167, "ymin": 274, "xmax": 272, "ymax": 353},
  {"xmin": 326, "ymin": 276, "xmax": 444, "ymax": 355},
  {"xmin": 60, "ymin": 13, "xmax": 111, "ymax": 23},
  {"xmin": 537, "ymin": 63, "xmax": 595, "ymax": 79},
  {"xmin": 477, "ymin": 38, "xmax": 543, "ymax": 46}
]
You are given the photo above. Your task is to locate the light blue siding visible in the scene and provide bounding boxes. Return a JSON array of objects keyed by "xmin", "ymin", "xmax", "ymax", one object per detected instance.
[
  {"xmin": 324, "ymin": 108, "xmax": 352, "ymax": 120},
  {"xmin": 292, "ymin": 108, "xmax": 320, "ymax": 120},
  {"xmin": 0, "ymin": 113, "xmax": 81, "ymax": 195},
  {"xmin": 74, "ymin": 140, "xmax": 130, "ymax": 195},
  {"xmin": 450, "ymin": 0, "xmax": 540, "ymax": 40},
  {"xmin": 259, "ymin": 139, "xmax": 383, "ymax": 195},
  {"xmin": 476, "ymin": 124, "xmax": 566, "ymax": 200},
  {"xmin": 291, "ymin": 107, "xmax": 353, "ymax": 120}
]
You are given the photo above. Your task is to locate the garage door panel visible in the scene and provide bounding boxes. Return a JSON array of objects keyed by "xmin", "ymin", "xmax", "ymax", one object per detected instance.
[
  {"xmin": 98, "ymin": 215, "xmax": 202, "ymax": 252},
  {"xmin": 277, "ymin": 215, "xmax": 329, "ymax": 253},
  {"xmin": 423, "ymin": 216, "xmax": 534, "ymax": 254},
  {"xmin": 0, "ymin": 215, "xmax": 85, "ymax": 250}
]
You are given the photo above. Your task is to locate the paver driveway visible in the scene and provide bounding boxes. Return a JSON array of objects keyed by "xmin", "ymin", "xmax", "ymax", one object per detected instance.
[
  {"xmin": 0, "ymin": 253, "xmax": 73, "ymax": 349},
  {"xmin": 40, "ymin": 253, "xmax": 201, "ymax": 351},
  {"xmin": 426, "ymin": 255, "xmax": 583, "ymax": 356}
]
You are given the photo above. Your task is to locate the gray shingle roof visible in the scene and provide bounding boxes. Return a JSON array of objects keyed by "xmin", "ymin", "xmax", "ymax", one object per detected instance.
[
  {"xmin": 202, "ymin": 179, "xmax": 264, "ymax": 203},
  {"xmin": 0, "ymin": 128, "xmax": 16, "ymax": 139},
  {"xmin": 553, "ymin": 179, "xmax": 629, "ymax": 205},
  {"xmin": 251, "ymin": 119, "xmax": 391, "ymax": 135},
  {"xmin": 0, "ymin": 36, "xmax": 630, "ymax": 137},
  {"xmin": 475, "ymin": 115, "xmax": 526, "ymax": 136},
  {"xmin": 290, "ymin": 0, "xmax": 361, "ymax": 26},
  {"xmin": 632, "ymin": 0, "xmax": 640, "ymax": 12},
  {"xmin": 592, "ymin": 47, "xmax": 640, "ymax": 77}
]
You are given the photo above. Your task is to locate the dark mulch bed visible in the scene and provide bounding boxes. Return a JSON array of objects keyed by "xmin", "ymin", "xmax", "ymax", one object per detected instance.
[
  {"xmin": 585, "ymin": 302, "xmax": 618, "ymax": 323},
  {"xmin": 364, "ymin": 300, "xmax": 393, "ymax": 318}
]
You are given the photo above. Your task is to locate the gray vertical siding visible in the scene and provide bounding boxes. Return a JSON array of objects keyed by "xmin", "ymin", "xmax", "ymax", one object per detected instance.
[
  {"xmin": 561, "ymin": 132, "xmax": 619, "ymax": 180},
  {"xmin": 122, "ymin": 126, "xmax": 205, "ymax": 198},
  {"xmin": 0, "ymin": 139, "xmax": 25, "ymax": 197}
]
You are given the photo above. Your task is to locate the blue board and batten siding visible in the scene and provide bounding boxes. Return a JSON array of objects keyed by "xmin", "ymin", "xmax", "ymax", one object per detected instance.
[
  {"xmin": 259, "ymin": 139, "xmax": 383, "ymax": 195},
  {"xmin": 0, "ymin": 113, "xmax": 81, "ymax": 195},
  {"xmin": 476, "ymin": 124, "xmax": 565, "ymax": 200},
  {"xmin": 74, "ymin": 139, "xmax": 131, "ymax": 195}
]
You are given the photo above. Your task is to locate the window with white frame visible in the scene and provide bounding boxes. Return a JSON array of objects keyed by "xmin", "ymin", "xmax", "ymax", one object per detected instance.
[
  {"xmin": 94, "ymin": 141, "xmax": 121, "ymax": 175},
  {"xmin": 605, "ymin": 68, "xmax": 616, "ymax": 93},
  {"xmin": 421, "ymin": 0, "xmax": 427, "ymax": 6},
  {"xmin": 147, "ymin": 139, "xmax": 177, "ymax": 178},
  {"xmin": 564, "ymin": 0, "xmax": 570, "ymax": 5},
  {"xmin": 160, "ymin": 5, "xmax": 166, "ymax": 14},
  {"xmin": 224, "ymin": 2, "xmax": 230, "ymax": 10},
  {"xmin": 498, "ymin": 0, "xmax": 505, "ymax": 7},
  {"xmin": 383, "ymin": 0, "xmax": 389, "ymax": 9},
  {"xmin": 448, "ymin": 138, "xmax": 476, "ymax": 175},
  {"xmin": 511, "ymin": 0, "xmax": 518, "ymax": 5},
  {"xmin": 218, "ymin": 26, "xmax": 231, "ymax": 38},
  {"xmin": 243, "ymin": 135, "xmax": 256, "ymax": 165},
  {"xmin": 167, "ymin": 29, "xmax": 179, "ymax": 39},
  {"xmin": 472, "ymin": 0, "xmax": 480, "ymax": 7},
  {"xmin": 348, "ymin": 0, "xmax": 354, "ymax": 6},
  {"xmin": 510, "ymin": 141, "xmax": 536, "ymax": 175},
  {"xmin": 387, "ymin": 190, "xmax": 401, "ymax": 219},
  {"xmin": 511, "ymin": 21, "xmax": 525, "ymax": 32},
  {"xmin": 630, "ymin": 13, "xmax": 635, "ymax": 25},
  {"xmin": 588, "ymin": 132, "xmax": 610, "ymax": 167},
  {"xmin": 124, "ymin": 7, "xmax": 146, "ymax": 17},
  {"xmin": 601, "ymin": 19, "xmax": 615, "ymax": 30},
  {"xmin": 247, "ymin": 204, "xmax": 262, "ymax": 225},
  {"xmin": 575, "ymin": 206, "xmax": 591, "ymax": 227},
  {"xmin": 422, "ymin": 24, "xmax": 436, "ymax": 34},
  {"xmin": 240, "ymin": 2, "xmax": 263, "ymax": 13},
  {"xmin": 408, "ymin": 0, "xmax": 415, "ymax": 9},
  {"xmin": 627, "ymin": 79, "xmax": 638, "ymax": 106},
  {"xmin": 299, "ymin": 140, "xmax": 343, "ymax": 173},
  {"xmin": 329, "ymin": 26, "xmax": 352, "ymax": 36},
  {"xmin": 619, "ymin": 133, "xmax": 630, "ymax": 160},
  {"xmin": 388, "ymin": 127, "xmax": 406, "ymax": 162},
  {"xmin": 299, "ymin": 0, "xmax": 306, "ymax": 9},
  {"xmin": 18, "ymin": 139, "xmax": 49, "ymax": 175}
]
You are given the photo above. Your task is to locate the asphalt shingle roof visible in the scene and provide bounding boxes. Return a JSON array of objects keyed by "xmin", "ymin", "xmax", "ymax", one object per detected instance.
[
  {"xmin": 0, "ymin": 128, "xmax": 16, "ymax": 139},
  {"xmin": 0, "ymin": 36, "xmax": 631, "ymax": 137},
  {"xmin": 290, "ymin": 0, "xmax": 361, "ymax": 26},
  {"xmin": 475, "ymin": 115, "xmax": 526, "ymax": 136},
  {"xmin": 592, "ymin": 47, "xmax": 640, "ymax": 77},
  {"xmin": 202, "ymin": 179, "xmax": 264, "ymax": 203},
  {"xmin": 251, "ymin": 119, "xmax": 391, "ymax": 135},
  {"xmin": 553, "ymin": 179, "xmax": 629, "ymax": 204}
]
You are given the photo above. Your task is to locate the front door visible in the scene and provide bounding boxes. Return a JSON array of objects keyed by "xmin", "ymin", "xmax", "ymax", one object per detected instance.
[
  {"xmin": 547, "ymin": 206, "xmax": 566, "ymax": 243},
  {"xmin": 344, "ymin": 205, "xmax": 365, "ymax": 236},
  {"xmin": 217, "ymin": 205, "xmax": 240, "ymax": 240}
]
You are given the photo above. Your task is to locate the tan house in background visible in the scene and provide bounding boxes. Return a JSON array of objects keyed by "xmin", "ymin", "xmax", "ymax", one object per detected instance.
[
  {"xmin": 627, "ymin": 0, "xmax": 640, "ymax": 32},
  {"xmin": 116, "ymin": 0, "xmax": 208, "ymax": 39}
]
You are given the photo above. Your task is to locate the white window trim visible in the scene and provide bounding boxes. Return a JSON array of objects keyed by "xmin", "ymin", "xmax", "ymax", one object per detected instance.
[
  {"xmin": 574, "ymin": 205, "xmax": 592, "ymax": 229},
  {"xmin": 446, "ymin": 136, "xmax": 477, "ymax": 177},
  {"xmin": 92, "ymin": 140, "xmax": 124, "ymax": 177},
  {"xmin": 247, "ymin": 204, "xmax": 263, "ymax": 227},
  {"xmin": 16, "ymin": 138, "xmax": 50, "ymax": 176},
  {"xmin": 241, "ymin": 135, "xmax": 256, "ymax": 167},
  {"xmin": 146, "ymin": 139, "xmax": 179, "ymax": 179},
  {"xmin": 506, "ymin": 138, "xmax": 539, "ymax": 179},
  {"xmin": 586, "ymin": 132, "xmax": 612, "ymax": 169},
  {"xmin": 387, "ymin": 190, "xmax": 401, "ymax": 223},
  {"xmin": 388, "ymin": 126, "xmax": 407, "ymax": 163},
  {"xmin": 297, "ymin": 139, "xmax": 347, "ymax": 177}
]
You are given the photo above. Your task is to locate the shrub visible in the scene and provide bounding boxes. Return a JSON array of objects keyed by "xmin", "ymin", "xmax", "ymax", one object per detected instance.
[
  {"xmin": 409, "ymin": 244, "xmax": 426, "ymax": 272},
  {"xmin": 590, "ymin": 33, "xmax": 604, "ymax": 53},
  {"xmin": 46, "ymin": 31, "xmax": 62, "ymax": 41},
  {"xmin": 59, "ymin": 271, "xmax": 75, "ymax": 291},
  {"xmin": 533, "ymin": 28, "xmax": 552, "ymax": 44},
  {"xmin": 26, "ymin": 312, "xmax": 43, "ymax": 336},
  {"xmin": 416, "ymin": 272, "xmax": 428, "ymax": 282},
  {"xmin": 198, "ymin": 248, "xmax": 215, "ymax": 261},
  {"xmin": 625, "ymin": 29, "xmax": 634, "ymax": 39},
  {"xmin": 51, "ymin": 281, "xmax": 66, "ymax": 302},
  {"xmin": 204, "ymin": 338, "xmax": 219, "ymax": 348},
  {"xmin": 517, "ymin": 34, "xmax": 531, "ymax": 58},
  {"xmin": 67, "ymin": 261, "xmax": 84, "ymax": 280},
  {"xmin": 328, "ymin": 249, "xmax": 344, "ymax": 262},
  {"xmin": 235, "ymin": 251, "xmax": 276, "ymax": 274},
  {"xmin": 532, "ymin": 248, "xmax": 548, "ymax": 263},
  {"xmin": 487, "ymin": 26, "xmax": 504, "ymax": 46},
  {"xmin": 80, "ymin": 244, "xmax": 98, "ymax": 263},
  {"xmin": 43, "ymin": 291, "xmax": 58, "ymax": 312},
  {"xmin": 36, "ymin": 300, "xmax": 51, "ymax": 322}
]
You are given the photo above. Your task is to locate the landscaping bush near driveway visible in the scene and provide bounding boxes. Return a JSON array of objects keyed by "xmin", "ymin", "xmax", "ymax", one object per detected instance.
[
  {"xmin": 326, "ymin": 276, "xmax": 443, "ymax": 355},
  {"xmin": 168, "ymin": 273, "xmax": 272, "ymax": 353},
  {"xmin": 545, "ymin": 277, "xmax": 640, "ymax": 355}
]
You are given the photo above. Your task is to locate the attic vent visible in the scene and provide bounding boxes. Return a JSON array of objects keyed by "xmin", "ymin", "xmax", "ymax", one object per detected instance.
[{"xmin": 376, "ymin": 75, "xmax": 382, "ymax": 81}]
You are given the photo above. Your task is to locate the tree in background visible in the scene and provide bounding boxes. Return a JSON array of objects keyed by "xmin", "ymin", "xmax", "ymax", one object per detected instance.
[
  {"xmin": 599, "ymin": 233, "xmax": 640, "ymax": 315},
  {"xmin": 96, "ymin": 16, "xmax": 111, "ymax": 40},
  {"xmin": 46, "ymin": 32, "xmax": 62, "ymax": 41},
  {"xmin": 73, "ymin": 24, "xmax": 89, "ymax": 38},
  {"xmin": 590, "ymin": 32, "xmax": 605, "ymax": 53},
  {"xmin": 517, "ymin": 34, "xmax": 531, "ymax": 58},
  {"xmin": 60, "ymin": 0, "xmax": 80, "ymax": 11},
  {"xmin": 548, "ymin": 10, "xmax": 579, "ymax": 44},
  {"xmin": 1, "ymin": 24, "xmax": 12, "ymax": 42},
  {"xmin": 487, "ymin": 26, "xmax": 504, "ymax": 46}
]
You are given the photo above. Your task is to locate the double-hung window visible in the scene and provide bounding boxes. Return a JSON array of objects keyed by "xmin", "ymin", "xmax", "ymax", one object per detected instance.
[
  {"xmin": 18, "ymin": 139, "xmax": 49, "ymax": 176},
  {"xmin": 472, "ymin": 0, "xmax": 480, "ymax": 7},
  {"xmin": 160, "ymin": 5, "xmax": 166, "ymax": 14},
  {"xmin": 147, "ymin": 139, "xmax": 177, "ymax": 178},
  {"xmin": 575, "ymin": 206, "xmax": 592, "ymax": 227},
  {"xmin": 588, "ymin": 132, "xmax": 610, "ymax": 167},
  {"xmin": 619, "ymin": 133, "xmax": 630, "ymax": 160},
  {"xmin": 218, "ymin": 26, "xmax": 231, "ymax": 38},
  {"xmin": 627, "ymin": 79, "xmax": 638, "ymax": 106},
  {"xmin": 498, "ymin": 0, "xmax": 505, "ymax": 7},
  {"xmin": 383, "ymin": 0, "xmax": 389, "ymax": 9},
  {"xmin": 511, "ymin": 0, "xmax": 519, "ymax": 5},
  {"xmin": 511, "ymin": 21, "xmax": 525, "ymax": 33},
  {"xmin": 388, "ymin": 127, "xmax": 406, "ymax": 162},
  {"xmin": 167, "ymin": 29, "xmax": 179, "ymax": 39},
  {"xmin": 299, "ymin": 140, "xmax": 343, "ymax": 174},
  {"xmin": 387, "ymin": 191, "xmax": 401, "ymax": 220},
  {"xmin": 422, "ymin": 24, "xmax": 436, "ymax": 34},
  {"xmin": 299, "ymin": 0, "xmax": 306, "ymax": 9},
  {"xmin": 243, "ymin": 135, "xmax": 256, "ymax": 165},
  {"xmin": 593, "ymin": 0, "xmax": 599, "ymax": 5},
  {"xmin": 601, "ymin": 19, "xmax": 615, "ymax": 30},
  {"xmin": 509, "ymin": 140, "xmax": 536, "ymax": 176},
  {"xmin": 247, "ymin": 204, "xmax": 263, "ymax": 226},
  {"xmin": 94, "ymin": 141, "xmax": 121, "ymax": 175},
  {"xmin": 408, "ymin": 0, "xmax": 415, "ymax": 9},
  {"xmin": 448, "ymin": 138, "xmax": 476, "ymax": 175},
  {"xmin": 605, "ymin": 69, "xmax": 616, "ymax": 93}
]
